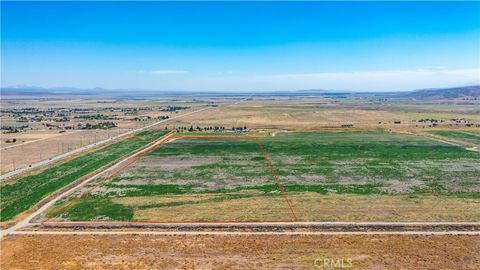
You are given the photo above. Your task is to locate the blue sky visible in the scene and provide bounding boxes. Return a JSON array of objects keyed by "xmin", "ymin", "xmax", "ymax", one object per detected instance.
[{"xmin": 2, "ymin": 1, "xmax": 479, "ymax": 91}]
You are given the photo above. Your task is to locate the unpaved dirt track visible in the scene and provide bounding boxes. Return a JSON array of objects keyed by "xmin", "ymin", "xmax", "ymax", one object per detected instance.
[
  {"xmin": 1, "ymin": 234, "xmax": 479, "ymax": 269},
  {"xmin": 38, "ymin": 221, "xmax": 480, "ymax": 233},
  {"xmin": 399, "ymin": 130, "xmax": 480, "ymax": 152},
  {"xmin": 9, "ymin": 230, "xmax": 480, "ymax": 235},
  {"xmin": 1, "ymin": 131, "xmax": 72, "ymax": 151}
]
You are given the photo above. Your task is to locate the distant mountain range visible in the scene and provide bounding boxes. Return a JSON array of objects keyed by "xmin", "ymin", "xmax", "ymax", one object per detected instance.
[
  {"xmin": 1, "ymin": 85, "xmax": 479, "ymax": 100},
  {"xmin": 400, "ymin": 85, "xmax": 479, "ymax": 100}
]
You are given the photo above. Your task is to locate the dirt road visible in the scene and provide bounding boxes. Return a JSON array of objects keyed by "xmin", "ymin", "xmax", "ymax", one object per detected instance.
[{"xmin": 398, "ymin": 130, "xmax": 480, "ymax": 152}]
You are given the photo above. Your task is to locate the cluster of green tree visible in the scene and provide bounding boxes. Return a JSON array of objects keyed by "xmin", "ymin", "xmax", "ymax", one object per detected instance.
[
  {"xmin": 29, "ymin": 116, "xmax": 44, "ymax": 122},
  {"xmin": 132, "ymin": 116, "xmax": 151, "ymax": 121},
  {"xmin": 79, "ymin": 121, "xmax": 117, "ymax": 130},
  {"xmin": 231, "ymin": 126, "xmax": 248, "ymax": 132},
  {"xmin": 160, "ymin": 106, "xmax": 190, "ymax": 112},
  {"xmin": 174, "ymin": 126, "xmax": 222, "ymax": 132},
  {"xmin": 16, "ymin": 115, "xmax": 45, "ymax": 122},
  {"xmin": 74, "ymin": 114, "xmax": 109, "ymax": 120},
  {"xmin": 417, "ymin": 118, "xmax": 442, "ymax": 123},
  {"xmin": 53, "ymin": 116, "xmax": 70, "ymax": 122},
  {"xmin": 173, "ymin": 125, "xmax": 247, "ymax": 132},
  {"xmin": 17, "ymin": 116, "xmax": 29, "ymax": 122},
  {"xmin": 1, "ymin": 125, "xmax": 29, "ymax": 133}
]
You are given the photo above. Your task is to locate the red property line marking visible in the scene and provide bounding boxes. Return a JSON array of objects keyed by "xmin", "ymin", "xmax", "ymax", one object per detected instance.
[
  {"xmin": 255, "ymin": 138, "xmax": 298, "ymax": 222},
  {"xmin": 42, "ymin": 131, "xmax": 175, "ymax": 225},
  {"xmin": 175, "ymin": 134, "xmax": 298, "ymax": 222},
  {"xmin": 43, "ymin": 134, "xmax": 298, "ymax": 225}
]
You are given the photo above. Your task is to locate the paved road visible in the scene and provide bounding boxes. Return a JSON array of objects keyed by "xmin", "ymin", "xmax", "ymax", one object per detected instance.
[
  {"xmin": 0, "ymin": 106, "xmax": 211, "ymax": 181},
  {"xmin": 0, "ymin": 132, "xmax": 176, "ymax": 237}
]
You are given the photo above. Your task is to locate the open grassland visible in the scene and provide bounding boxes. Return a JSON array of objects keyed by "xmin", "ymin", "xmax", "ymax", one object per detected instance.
[
  {"xmin": 0, "ymin": 130, "xmax": 61, "ymax": 147},
  {"xmin": 1, "ymin": 234, "xmax": 479, "ymax": 269},
  {"xmin": 262, "ymin": 131, "xmax": 480, "ymax": 194},
  {"xmin": 173, "ymin": 98, "xmax": 480, "ymax": 130},
  {"xmin": 45, "ymin": 131, "xmax": 479, "ymax": 223},
  {"xmin": 0, "ymin": 129, "xmax": 168, "ymax": 222},
  {"xmin": 52, "ymin": 191, "xmax": 479, "ymax": 222},
  {"xmin": 287, "ymin": 193, "xmax": 480, "ymax": 222}
]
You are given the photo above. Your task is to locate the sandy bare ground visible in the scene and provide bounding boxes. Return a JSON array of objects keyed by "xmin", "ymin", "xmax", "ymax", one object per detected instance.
[
  {"xmin": 1, "ymin": 234, "xmax": 479, "ymax": 269},
  {"xmin": 1, "ymin": 130, "xmax": 67, "ymax": 149},
  {"xmin": 0, "ymin": 130, "xmax": 116, "ymax": 173}
]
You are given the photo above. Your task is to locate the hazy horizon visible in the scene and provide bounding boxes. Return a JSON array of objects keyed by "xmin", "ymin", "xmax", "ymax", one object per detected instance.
[{"xmin": 3, "ymin": 83, "xmax": 479, "ymax": 95}]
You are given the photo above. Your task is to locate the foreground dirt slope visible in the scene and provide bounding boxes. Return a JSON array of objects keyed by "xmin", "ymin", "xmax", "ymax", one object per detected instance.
[{"xmin": 1, "ymin": 234, "xmax": 479, "ymax": 269}]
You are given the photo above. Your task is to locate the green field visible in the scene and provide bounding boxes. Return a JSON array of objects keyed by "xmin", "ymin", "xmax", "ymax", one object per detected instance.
[
  {"xmin": 262, "ymin": 131, "xmax": 479, "ymax": 194},
  {"xmin": 47, "ymin": 137, "xmax": 292, "ymax": 222},
  {"xmin": 0, "ymin": 129, "xmax": 168, "ymax": 222},
  {"xmin": 46, "ymin": 131, "xmax": 480, "ymax": 222}
]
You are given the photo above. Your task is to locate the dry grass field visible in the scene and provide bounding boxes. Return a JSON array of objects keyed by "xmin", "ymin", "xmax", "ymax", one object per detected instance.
[
  {"xmin": 288, "ymin": 193, "xmax": 480, "ymax": 222},
  {"xmin": 110, "ymin": 192, "xmax": 480, "ymax": 222},
  {"xmin": 1, "ymin": 234, "xmax": 479, "ymax": 269},
  {"xmin": 172, "ymin": 97, "xmax": 480, "ymax": 131},
  {"xmin": 1, "ymin": 130, "xmax": 119, "ymax": 173}
]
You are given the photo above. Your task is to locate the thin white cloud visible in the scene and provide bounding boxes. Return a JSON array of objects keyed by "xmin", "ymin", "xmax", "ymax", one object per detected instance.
[
  {"xmin": 247, "ymin": 68, "xmax": 480, "ymax": 91},
  {"xmin": 151, "ymin": 70, "xmax": 188, "ymax": 75},
  {"xmin": 128, "ymin": 67, "xmax": 478, "ymax": 91}
]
